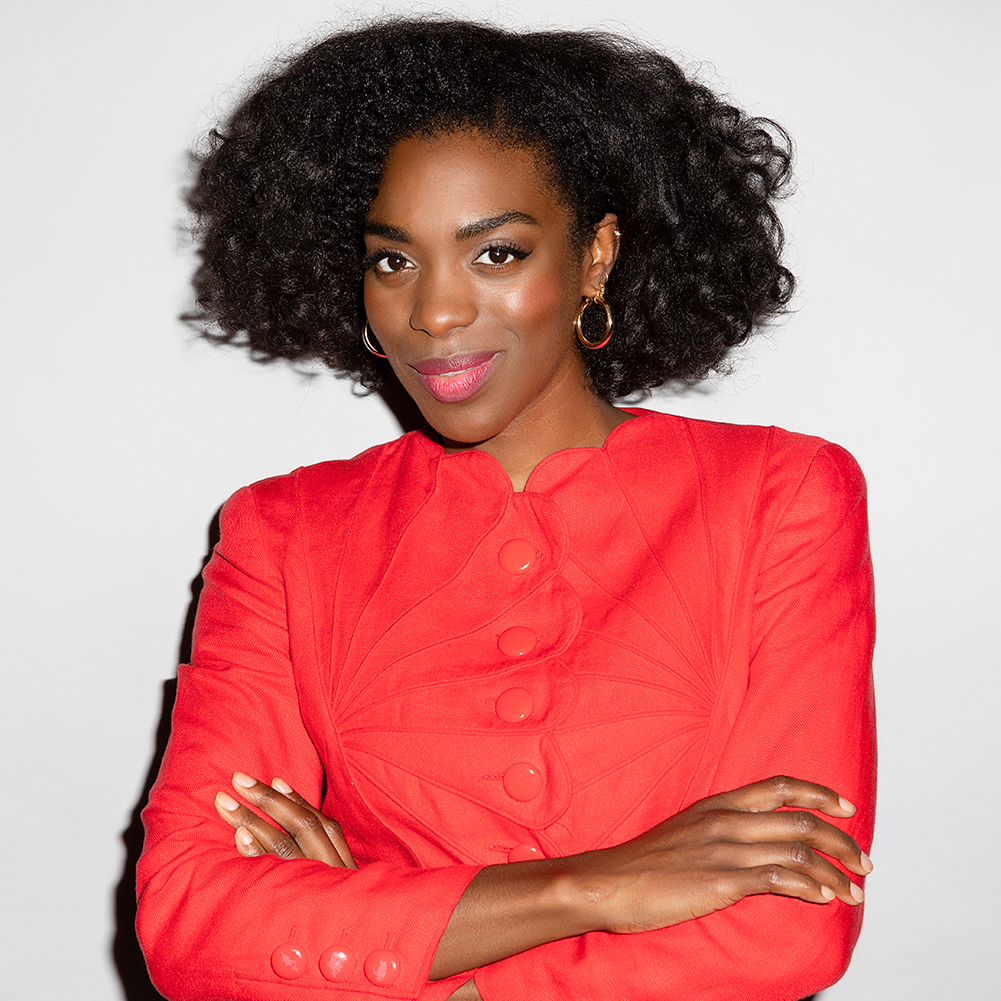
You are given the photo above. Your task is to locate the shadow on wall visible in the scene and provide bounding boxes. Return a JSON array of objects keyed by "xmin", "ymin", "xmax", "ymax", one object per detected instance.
[
  {"xmin": 108, "ymin": 376, "xmax": 422, "ymax": 1001},
  {"xmin": 111, "ymin": 510, "xmax": 221, "ymax": 1001}
]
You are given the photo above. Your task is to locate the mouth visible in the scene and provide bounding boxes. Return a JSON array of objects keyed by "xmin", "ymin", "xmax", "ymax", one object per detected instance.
[{"xmin": 409, "ymin": 351, "xmax": 499, "ymax": 404}]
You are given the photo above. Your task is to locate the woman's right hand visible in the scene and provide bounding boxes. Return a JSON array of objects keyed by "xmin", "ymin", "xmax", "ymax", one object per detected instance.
[
  {"xmin": 431, "ymin": 775, "xmax": 872, "ymax": 979},
  {"xmin": 566, "ymin": 775, "xmax": 872, "ymax": 935}
]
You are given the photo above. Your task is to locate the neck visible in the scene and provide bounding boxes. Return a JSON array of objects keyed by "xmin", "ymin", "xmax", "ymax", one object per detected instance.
[{"xmin": 440, "ymin": 369, "xmax": 632, "ymax": 491}]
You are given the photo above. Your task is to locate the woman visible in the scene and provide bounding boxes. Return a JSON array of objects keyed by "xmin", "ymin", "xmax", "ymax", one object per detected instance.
[{"xmin": 137, "ymin": 18, "xmax": 875, "ymax": 1001}]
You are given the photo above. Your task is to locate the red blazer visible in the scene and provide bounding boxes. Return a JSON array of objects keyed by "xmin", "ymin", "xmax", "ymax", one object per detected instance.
[{"xmin": 137, "ymin": 409, "xmax": 876, "ymax": 1000}]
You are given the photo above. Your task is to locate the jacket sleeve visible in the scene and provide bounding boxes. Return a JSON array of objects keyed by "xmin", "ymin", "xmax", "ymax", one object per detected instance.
[
  {"xmin": 136, "ymin": 484, "xmax": 481, "ymax": 1001},
  {"xmin": 473, "ymin": 443, "xmax": 877, "ymax": 1001}
]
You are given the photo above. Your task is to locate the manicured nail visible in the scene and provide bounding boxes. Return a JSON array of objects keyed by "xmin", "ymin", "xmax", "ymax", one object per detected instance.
[
  {"xmin": 838, "ymin": 796, "xmax": 856, "ymax": 815},
  {"xmin": 820, "ymin": 885, "xmax": 836, "ymax": 901},
  {"xmin": 272, "ymin": 777, "xmax": 293, "ymax": 794},
  {"xmin": 850, "ymin": 882, "xmax": 865, "ymax": 903},
  {"xmin": 233, "ymin": 772, "xmax": 255, "ymax": 789},
  {"xmin": 860, "ymin": 851, "xmax": 873, "ymax": 873},
  {"xmin": 216, "ymin": 792, "xmax": 239, "ymax": 811},
  {"xmin": 235, "ymin": 827, "xmax": 254, "ymax": 846}
]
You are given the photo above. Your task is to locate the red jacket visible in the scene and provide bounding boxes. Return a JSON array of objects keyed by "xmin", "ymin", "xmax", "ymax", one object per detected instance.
[{"xmin": 137, "ymin": 409, "xmax": 876, "ymax": 1000}]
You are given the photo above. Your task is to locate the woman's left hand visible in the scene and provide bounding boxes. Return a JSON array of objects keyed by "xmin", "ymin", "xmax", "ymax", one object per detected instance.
[{"xmin": 214, "ymin": 772, "xmax": 357, "ymax": 868}]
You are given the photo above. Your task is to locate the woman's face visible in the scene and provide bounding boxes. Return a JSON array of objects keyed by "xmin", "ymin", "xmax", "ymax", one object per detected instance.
[{"xmin": 363, "ymin": 129, "xmax": 609, "ymax": 447}]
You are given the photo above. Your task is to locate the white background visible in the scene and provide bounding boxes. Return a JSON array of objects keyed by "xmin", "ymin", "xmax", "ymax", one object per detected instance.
[{"xmin": 2, "ymin": 1, "xmax": 998, "ymax": 998}]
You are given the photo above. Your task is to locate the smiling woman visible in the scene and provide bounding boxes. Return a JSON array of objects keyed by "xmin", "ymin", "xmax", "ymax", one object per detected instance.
[
  {"xmin": 137, "ymin": 17, "xmax": 875, "ymax": 1001},
  {"xmin": 362, "ymin": 131, "xmax": 627, "ymax": 487}
]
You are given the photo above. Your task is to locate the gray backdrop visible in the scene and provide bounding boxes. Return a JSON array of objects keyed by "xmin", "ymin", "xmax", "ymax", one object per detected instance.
[{"xmin": 3, "ymin": 0, "xmax": 998, "ymax": 997}]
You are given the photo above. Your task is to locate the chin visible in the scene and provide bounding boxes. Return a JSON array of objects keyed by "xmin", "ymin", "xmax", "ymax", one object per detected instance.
[{"xmin": 418, "ymin": 400, "xmax": 510, "ymax": 447}]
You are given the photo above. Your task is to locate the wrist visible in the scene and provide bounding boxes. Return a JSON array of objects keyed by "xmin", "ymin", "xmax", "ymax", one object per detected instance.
[{"xmin": 541, "ymin": 853, "xmax": 611, "ymax": 937}]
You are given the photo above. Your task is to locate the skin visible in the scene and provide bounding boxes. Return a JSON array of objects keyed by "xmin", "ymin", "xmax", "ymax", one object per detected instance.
[
  {"xmin": 212, "ymin": 129, "xmax": 872, "ymax": 1000},
  {"xmin": 361, "ymin": 129, "xmax": 629, "ymax": 490}
]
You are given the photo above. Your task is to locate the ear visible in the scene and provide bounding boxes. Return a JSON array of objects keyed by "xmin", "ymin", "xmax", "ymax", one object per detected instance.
[{"xmin": 581, "ymin": 213, "xmax": 620, "ymax": 297}]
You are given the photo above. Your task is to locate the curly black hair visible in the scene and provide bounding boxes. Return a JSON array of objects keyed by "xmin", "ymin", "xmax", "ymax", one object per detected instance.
[{"xmin": 189, "ymin": 17, "xmax": 794, "ymax": 401}]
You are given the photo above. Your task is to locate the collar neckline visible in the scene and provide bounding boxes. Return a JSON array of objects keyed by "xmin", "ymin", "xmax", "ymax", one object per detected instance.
[{"xmin": 412, "ymin": 407, "xmax": 659, "ymax": 493}]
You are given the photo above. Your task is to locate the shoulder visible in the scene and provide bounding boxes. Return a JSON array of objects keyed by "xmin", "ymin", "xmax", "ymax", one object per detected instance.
[
  {"xmin": 614, "ymin": 410, "xmax": 867, "ymax": 548},
  {"xmin": 621, "ymin": 408, "xmax": 865, "ymax": 499},
  {"xmin": 219, "ymin": 432, "xmax": 434, "ymax": 557}
]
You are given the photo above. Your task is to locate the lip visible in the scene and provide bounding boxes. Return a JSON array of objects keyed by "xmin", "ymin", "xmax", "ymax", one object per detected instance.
[{"xmin": 409, "ymin": 351, "xmax": 499, "ymax": 403}]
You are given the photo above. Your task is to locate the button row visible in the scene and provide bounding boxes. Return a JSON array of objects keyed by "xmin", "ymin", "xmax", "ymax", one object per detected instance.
[
  {"xmin": 496, "ymin": 539, "xmax": 542, "ymax": 801},
  {"xmin": 271, "ymin": 941, "xmax": 400, "ymax": 985}
]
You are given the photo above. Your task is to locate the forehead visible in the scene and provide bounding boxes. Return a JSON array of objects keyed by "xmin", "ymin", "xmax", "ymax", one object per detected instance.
[{"xmin": 367, "ymin": 129, "xmax": 568, "ymax": 231}]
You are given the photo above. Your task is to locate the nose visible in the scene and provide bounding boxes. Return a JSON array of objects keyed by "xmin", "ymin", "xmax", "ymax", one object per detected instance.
[{"xmin": 408, "ymin": 268, "xmax": 477, "ymax": 338}]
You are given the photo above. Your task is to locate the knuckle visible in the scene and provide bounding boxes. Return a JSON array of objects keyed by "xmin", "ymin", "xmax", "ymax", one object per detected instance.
[
  {"xmin": 293, "ymin": 811, "xmax": 324, "ymax": 837},
  {"xmin": 791, "ymin": 811, "xmax": 819, "ymax": 836},
  {"xmin": 759, "ymin": 864, "xmax": 786, "ymax": 889},
  {"xmin": 786, "ymin": 842, "xmax": 813, "ymax": 868},
  {"xmin": 698, "ymin": 810, "xmax": 728, "ymax": 840},
  {"xmin": 768, "ymin": 775, "xmax": 795, "ymax": 798},
  {"xmin": 272, "ymin": 836, "xmax": 299, "ymax": 860}
]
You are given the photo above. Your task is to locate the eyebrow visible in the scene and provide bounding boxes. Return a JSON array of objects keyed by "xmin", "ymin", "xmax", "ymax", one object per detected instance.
[
  {"xmin": 362, "ymin": 210, "xmax": 540, "ymax": 244},
  {"xmin": 362, "ymin": 221, "xmax": 411, "ymax": 242},
  {"xmin": 455, "ymin": 211, "xmax": 539, "ymax": 241}
]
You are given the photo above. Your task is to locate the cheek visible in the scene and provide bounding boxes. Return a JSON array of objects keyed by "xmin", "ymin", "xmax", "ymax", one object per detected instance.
[
  {"xmin": 362, "ymin": 276, "xmax": 393, "ymax": 324},
  {"xmin": 499, "ymin": 271, "xmax": 576, "ymax": 343}
]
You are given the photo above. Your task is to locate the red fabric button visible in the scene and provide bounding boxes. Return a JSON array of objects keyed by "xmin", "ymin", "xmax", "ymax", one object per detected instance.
[
  {"xmin": 271, "ymin": 941, "xmax": 306, "ymax": 979},
  {"xmin": 498, "ymin": 538, "xmax": 537, "ymax": 574},
  {"xmin": 503, "ymin": 761, "xmax": 543, "ymax": 801},
  {"xmin": 497, "ymin": 625, "xmax": 538, "ymax": 657},
  {"xmin": 508, "ymin": 844, "xmax": 544, "ymax": 862},
  {"xmin": 319, "ymin": 945, "xmax": 357, "ymax": 982},
  {"xmin": 495, "ymin": 687, "xmax": 534, "ymax": 722},
  {"xmin": 364, "ymin": 948, "xmax": 401, "ymax": 986}
]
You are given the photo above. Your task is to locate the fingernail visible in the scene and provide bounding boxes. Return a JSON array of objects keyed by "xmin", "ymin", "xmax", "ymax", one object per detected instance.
[
  {"xmin": 820, "ymin": 885, "xmax": 836, "ymax": 900},
  {"xmin": 850, "ymin": 882, "xmax": 865, "ymax": 903},
  {"xmin": 235, "ymin": 827, "xmax": 253, "ymax": 846},
  {"xmin": 272, "ymin": 777, "xmax": 293, "ymax": 794},
  {"xmin": 216, "ymin": 792, "xmax": 239, "ymax": 811},
  {"xmin": 860, "ymin": 851, "xmax": 873, "ymax": 873},
  {"xmin": 838, "ymin": 796, "xmax": 856, "ymax": 815},
  {"xmin": 233, "ymin": 772, "xmax": 255, "ymax": 789}
]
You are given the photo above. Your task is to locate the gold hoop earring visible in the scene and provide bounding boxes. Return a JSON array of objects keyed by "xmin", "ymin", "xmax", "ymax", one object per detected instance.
[
  {"xmin": 575, "ymin": 282, "xmax": 614, "ymax": 350},
  {"xmin": 361, "ymin": 322, "xmax": 387, "ymax": 358}
]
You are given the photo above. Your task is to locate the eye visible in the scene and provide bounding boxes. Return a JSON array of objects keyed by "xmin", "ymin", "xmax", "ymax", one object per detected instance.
[
  {"xmin": 365, "ymin": 251, "xmax": 414, "ymax": 274},
  {"xmin": 474, "ymin": 244, "xmax": 529, "ymax": 266}
]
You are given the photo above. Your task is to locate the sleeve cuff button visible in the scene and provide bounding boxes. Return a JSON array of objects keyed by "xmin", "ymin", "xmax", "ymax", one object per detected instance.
[{"xmin": 364, "ymin": 948, "xmax": 401, "ymax": 986}]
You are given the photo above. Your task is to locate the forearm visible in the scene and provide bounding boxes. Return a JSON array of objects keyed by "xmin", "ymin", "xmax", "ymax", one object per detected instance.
[
  {"xmin": 430, "ymin": 858, "xmax": 602, "ymax": 979},
  {"xmin": 431, "ymin": 771, "xmax": 869, "ymax": 983}
]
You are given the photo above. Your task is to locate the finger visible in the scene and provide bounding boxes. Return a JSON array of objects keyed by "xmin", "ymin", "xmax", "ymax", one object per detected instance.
[
  {"xmin": 232, "ymin": 772, "xmax": 347, "ymax": 867},
  {"xmin": 734, "ymin": 861, "xmax": 863, "ymax": 907},
  {"xmin": 691, "ymin": 807, "xmax": 870, "ymax": 877},
  {"xmin": 706, "ymin": 775, "xmax": 857, "ymax": 818},
  {"xmin": 215, "ymin": 791, "xmax": 305, "ymax": 860},
  {"xmin": 234, "ymin": 825, "xmax": 268, "ymax": 858},
  {"xmin": 721, "ymin": 841, "xmax": 865, "ymax": 906},
  {"xmin": 272, "ymin": 778, "xmax": 358, "ymax": 869}
]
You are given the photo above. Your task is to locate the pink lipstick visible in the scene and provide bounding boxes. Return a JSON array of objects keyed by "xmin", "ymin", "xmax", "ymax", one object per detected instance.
[{"xmin": 410, "ymin": 351, "xmax": 498, "ymax": 403}]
